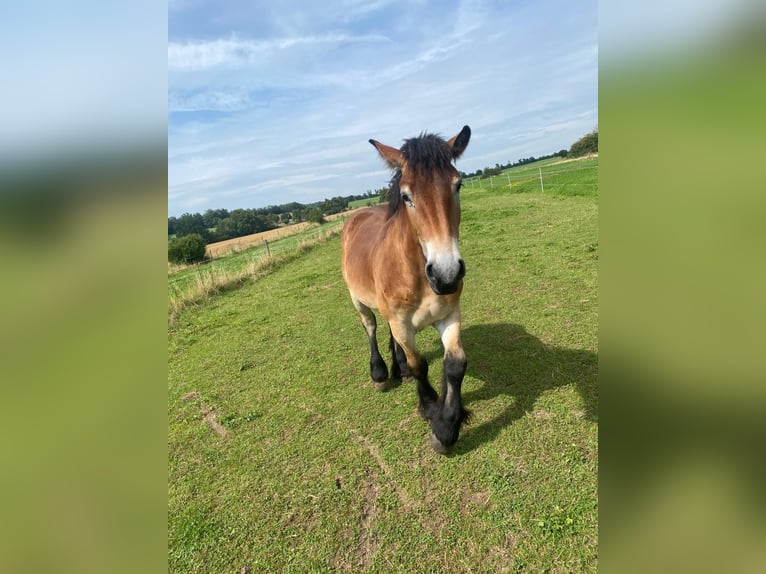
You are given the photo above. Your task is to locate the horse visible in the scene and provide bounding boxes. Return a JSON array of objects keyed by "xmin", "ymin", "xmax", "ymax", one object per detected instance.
[{"xmin": 341, "ymin": 126, "xmax": 472, "ymax": 454}]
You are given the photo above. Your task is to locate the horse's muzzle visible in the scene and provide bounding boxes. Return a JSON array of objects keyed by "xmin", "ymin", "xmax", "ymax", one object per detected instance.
[
  {"xmin": 425, "ymin": 259, "xmax": 465, "ymax": 295},
  {"xmin": 430, "ymin": 432, "xmax": 452, "ymax": 455}
]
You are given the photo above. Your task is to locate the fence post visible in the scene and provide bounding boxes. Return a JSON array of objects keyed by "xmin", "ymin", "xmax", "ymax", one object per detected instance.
[
  {"xmin": 539, "ymin": 168, "xmax": 545, "ymax": 193},
  {"xmin": 506, "ymin": 173, "xmax": 511, "ymax": 189},
  {"xmin": 490, "ymin": 176, "xmax": 493, "ymax": 189},
  {"xmin": 264, "ymin": 239, "xmax": 271, "ymax": 257}
]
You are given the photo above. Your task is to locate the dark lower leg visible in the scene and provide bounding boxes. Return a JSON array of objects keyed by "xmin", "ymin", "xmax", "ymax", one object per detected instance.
[
  {"xmin": 355, "ymin": 302, "xmax": 388, "ymax": 383},
  {"xmin": 441, "ymin": 352, "xmax": 469, "ymax": 424},
  {"xmin": 413, "ymin": 358, "xmax": 440, "ymax": 421},
  {"xmin": 369, "ymin": 335, "xmax": 388, "ymax": 383},
  {"xmin": 427, "ymin": 317, "xmax": 470, "ymax": 451}
]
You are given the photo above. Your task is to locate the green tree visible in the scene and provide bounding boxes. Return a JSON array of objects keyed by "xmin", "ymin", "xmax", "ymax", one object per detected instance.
[
  {"xmin": 376, "ymin": 186, "xmax": 389, "ymax": 204},
  {"xmin": 214, "ymin": 217, "xmax": 238, "ymax": 241},
  {"xmin": 320, "ymin": 196, "xmax": 348, "ymax": 215},
  {"xmin": 202, "ymin": 208, "xmax": 229, "ymax": 229},
  {"xmin": 168, "ymin": 233, "xmax": 207, "ymax": 264},
  {"xmin": 174, "ymin": 212, "xmax": 209, "ymax": 239},
  {"xmin": 568, "ymin": 129, "xmax": 598, "ymax": 158},
  {"xmin": 305, "ymin": 207, "xmax": 326, "ymax": 224}
]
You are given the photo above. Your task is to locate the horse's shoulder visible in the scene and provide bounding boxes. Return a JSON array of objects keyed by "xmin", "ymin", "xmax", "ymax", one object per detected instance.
[{"xmin": 346, "ymin": 206, "xmax": 385, "ymax": 229}]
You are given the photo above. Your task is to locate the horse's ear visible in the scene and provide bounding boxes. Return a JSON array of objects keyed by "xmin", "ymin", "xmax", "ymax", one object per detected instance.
[
  {"xmin": 447, "ymin": 125, "xmax": 471, "ymax": 160},
  {"xmin": 369, "ymin": 139, "xmax": 405, "ymax": 170}
]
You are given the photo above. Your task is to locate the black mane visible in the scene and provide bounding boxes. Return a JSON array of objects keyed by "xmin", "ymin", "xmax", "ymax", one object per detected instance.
[
  {"xmin": 386, "ymin": 133, "xmax": 452, "ymax": 219},
  {"xmin": 401, "ymin": 132, "xmax": 453, "ymax": 173}
]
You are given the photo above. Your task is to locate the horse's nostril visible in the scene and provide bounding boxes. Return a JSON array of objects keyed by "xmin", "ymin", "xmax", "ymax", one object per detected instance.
[
  {"xmin": 457, "ymin": 259, "xmax": 466, "ymax": 279},
  {"xmin": 426, "ymin": 263, "xmax": 434, "ymax": 279}
]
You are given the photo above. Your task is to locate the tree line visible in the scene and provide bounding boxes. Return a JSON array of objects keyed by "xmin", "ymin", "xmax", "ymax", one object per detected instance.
[
  {"xmin": 169, "ymin": 191, "xmax": 378, "ymax": 243},
  {"xmin": 169, "ymin": 129, "xmax": 598, "ymax": 245}
]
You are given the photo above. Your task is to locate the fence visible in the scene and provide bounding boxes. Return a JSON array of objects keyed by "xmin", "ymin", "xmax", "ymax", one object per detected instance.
[
  {"xmin": 168, "ymin": 217, "xmax": 347, "ymax": 299},
  {"xmin": 169, "ymin": 159, "xmax": 597, "ymax": 305},
  {"xmin": 464, "ymin": 158, "xmax": 598, "ymax": 195}
]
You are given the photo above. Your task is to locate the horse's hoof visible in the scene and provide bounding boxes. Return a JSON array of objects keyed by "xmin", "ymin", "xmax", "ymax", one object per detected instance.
[
  {"xmin": 374, "ymin": 378, "xmax": 402, "ymax": 392},
  {"xmin": 371, "ymin": 365, "xmax": 388, "ymax": 383}
]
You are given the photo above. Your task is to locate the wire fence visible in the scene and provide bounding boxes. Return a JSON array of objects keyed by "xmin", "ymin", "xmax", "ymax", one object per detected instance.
[
  {"xmin": 168, "ymin": 217, "xmax": 346, "ymax": 296},
  {"xmin": 464, "ymin": 158, "xmax": 598, "ymax": 195},
  {"xmin": 169, "ymin": 158, "xmax": 597, "ymax": 301}
]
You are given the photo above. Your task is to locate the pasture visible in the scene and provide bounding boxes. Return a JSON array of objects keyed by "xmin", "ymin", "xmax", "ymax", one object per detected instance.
[
  {"xmin": 168, "ymin": 157, "xmax": 598, "ymax": 572},
  {"xmin": 348, "ymin": 197, "xmax": 379, "ymax": 209},
  {"xmin": 168, "ymin": 219, "xmax": 346, "ymax": 303}
]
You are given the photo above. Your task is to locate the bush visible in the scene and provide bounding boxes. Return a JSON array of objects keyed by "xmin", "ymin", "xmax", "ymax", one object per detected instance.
[
  {"xmin": 305, "ymin": 207, "xmax": 326, "ymax": 224},
  {"xmin": 168, "ymin": 233, "xmax": 207, "ymax": 264},
  {"xmin": 568, "ymin": 130, "xmax": 598, "ymax": 158}
]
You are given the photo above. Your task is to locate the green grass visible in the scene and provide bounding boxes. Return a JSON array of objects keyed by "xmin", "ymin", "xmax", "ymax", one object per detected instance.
[
  {"xmin": 465, "ymin": 157, "xmax": 598, "ymax": 197},
  {"xmin": 349, "ymin": 197, "xmax": 379, "ymax": 208},
  {"xmin": 168, "ymin": 219, "xmax": 346, "ymax": 299},
  {"xmin": 168, "ymin": 156, "xmax": 598, "ymax": 572}
]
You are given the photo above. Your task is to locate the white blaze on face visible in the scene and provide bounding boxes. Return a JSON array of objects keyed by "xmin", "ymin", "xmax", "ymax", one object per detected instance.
[
  {"xmin": 400, "ymin": 177, "xmax": 464, "ymax": 292},
  {"xmin": 423, "ymin": 237, "xmax": 463, "ymax": 285}
]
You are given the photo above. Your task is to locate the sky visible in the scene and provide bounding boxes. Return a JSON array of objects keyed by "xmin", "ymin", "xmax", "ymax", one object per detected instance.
[{"xmin": 168, "ymin": 0, "xmax": 598, "ymax": 216}]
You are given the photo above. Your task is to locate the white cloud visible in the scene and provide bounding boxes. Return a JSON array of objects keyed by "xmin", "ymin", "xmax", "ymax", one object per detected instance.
[
  {"xmin": 168, "ymin": 34, "xmax": 392, "ymax": 70},
  {"xmin": 168, "ymin": 0, "xmax": 598, "ymax": 215},
  {"xmin": 169, "ymin": 89, "xmax": 255, "ymax": 112}
]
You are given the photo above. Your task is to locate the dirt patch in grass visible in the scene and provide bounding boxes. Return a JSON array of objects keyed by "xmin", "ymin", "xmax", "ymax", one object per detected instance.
[
  {"xmin": 349, "ymin": 428, "xmax": 416, "ymax": 513},
  {"xmin": 355, "ymin": 469, "xmax": 381, "ymax": 570},
  {"xmin": 533, "ymin": 409, "xmax": 554, "ymax": 420},
  {"xmin": 200, "ymin": 405, "xmax": 228, "ymax": 437},
  {"xmin": 461, "ymin": 489, "xmax": 492, "ymax": 509},
  {"xmin": 487, "ymin": 533, "xmax": 518, "ymax": 573}
]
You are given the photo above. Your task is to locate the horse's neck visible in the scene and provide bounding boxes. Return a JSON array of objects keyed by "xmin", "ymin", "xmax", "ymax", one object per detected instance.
[
  {"xmin": 384, "ymin": 208, "xmax": 423, "ymax": 260},
  {"xmin": 387, "ymin": 207, "xmax": 418, "ymax": 247}
]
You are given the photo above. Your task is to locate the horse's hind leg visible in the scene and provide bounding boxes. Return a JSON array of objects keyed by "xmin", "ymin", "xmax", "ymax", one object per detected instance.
[
  {"xmin": 388, "ymin": 329, "xmax": 412, "ymax": 380},
  {"xmin": 352, "ymin": 298, "xmax": 389, "ymax": 386}
]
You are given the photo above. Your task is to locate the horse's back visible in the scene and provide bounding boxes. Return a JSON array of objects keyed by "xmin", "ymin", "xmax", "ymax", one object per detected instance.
[
  {"xmin": 341, "ymin": 206, "xmax": 388, "ymax": 306},
  {"xmin": 343, "ymin": 205, "xmax": 387, "ymax": 236}
]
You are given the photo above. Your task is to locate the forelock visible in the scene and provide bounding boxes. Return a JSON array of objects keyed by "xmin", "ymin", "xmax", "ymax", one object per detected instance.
[{"xmin": 400, "ymin": 133, "xmax": 453, "ymax": 173}]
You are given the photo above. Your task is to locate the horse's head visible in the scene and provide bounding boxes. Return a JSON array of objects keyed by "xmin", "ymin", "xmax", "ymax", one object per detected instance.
[{"xmin": 370, "ymin": 126, "xmax": 471, "ymax": 295}]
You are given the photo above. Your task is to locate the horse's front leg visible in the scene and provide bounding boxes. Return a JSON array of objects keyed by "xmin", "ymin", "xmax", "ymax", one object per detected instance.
[
  {"xmin": 430, "ymin": 308, "xmax": 470, "ymax": 453},
  {"xmin": 388, "ymin": 318, "xmax": 457, "ymax": 453}
]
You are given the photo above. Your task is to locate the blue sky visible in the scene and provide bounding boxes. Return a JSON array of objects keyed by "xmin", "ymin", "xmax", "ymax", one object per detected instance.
[{"xmin": 168, "ymin": 0, "xmax": 597, "ymax": 216}]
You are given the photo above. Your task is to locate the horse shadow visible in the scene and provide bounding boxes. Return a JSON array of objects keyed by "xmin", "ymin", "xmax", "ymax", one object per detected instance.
[{"xmin": 453, "ymin": 322, "xmax": 598, "ymax": 454}]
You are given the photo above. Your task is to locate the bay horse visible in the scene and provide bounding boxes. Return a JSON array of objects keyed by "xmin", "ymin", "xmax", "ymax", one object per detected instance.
[{"xmin": 341, "ymin": 126, "xmax": 471, "ymax": 454}]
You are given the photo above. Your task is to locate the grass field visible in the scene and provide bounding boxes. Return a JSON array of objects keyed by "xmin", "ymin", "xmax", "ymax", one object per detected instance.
[
  {"xmin": 348, "ymin": 197, "xmax": 379, "ymax": 209},
  {"xmin": 168, "ymin": 157, "xmax": 598, "ymax": 572},
  {"xmin": 168, "ymin": 218, "xmax": 346, "ymax": 300}
]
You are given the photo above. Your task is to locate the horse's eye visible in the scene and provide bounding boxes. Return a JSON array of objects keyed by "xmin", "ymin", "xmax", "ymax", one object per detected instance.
[
  {"xmin": 456, "ymin": 181, "xmax": 463, "ymax": 193},
  {"xmin": 401, "ymin": 191, "xmax": 414, "ymax": 207}
]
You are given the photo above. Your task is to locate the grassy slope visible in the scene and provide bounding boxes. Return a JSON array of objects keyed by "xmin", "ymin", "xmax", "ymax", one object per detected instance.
[
  {"xmin": 168, "ymin": 159, "xmax": 598, "ymax": 573},
  {"xmin": 169, "ymin": 219, "xmax": 346, "ymax": 298}
]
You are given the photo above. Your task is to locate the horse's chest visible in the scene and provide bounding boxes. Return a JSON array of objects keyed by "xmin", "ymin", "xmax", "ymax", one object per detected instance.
[{"xmin": 412, "ymin": 297, "xmax": 454, "ymax": 331}]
